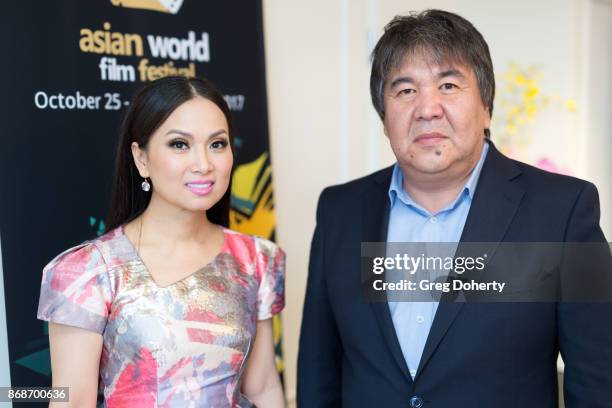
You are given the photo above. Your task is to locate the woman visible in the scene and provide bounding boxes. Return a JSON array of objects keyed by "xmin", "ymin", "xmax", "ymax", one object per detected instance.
[{"xmin": 37, "ymin": 76, "xmax": 285, "ymax": 407}]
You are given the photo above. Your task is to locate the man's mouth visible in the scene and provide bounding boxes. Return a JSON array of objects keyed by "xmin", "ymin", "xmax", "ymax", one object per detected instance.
[{"xmin": 414, "ymin": 133, "xmax": 448, "ymax": 145}]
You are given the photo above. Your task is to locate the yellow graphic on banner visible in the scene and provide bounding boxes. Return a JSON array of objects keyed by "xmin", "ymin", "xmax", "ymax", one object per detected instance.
[
  {"xmin": 273, "ymin": 314, "xmax": 284, "ymax": 372},
  {"xmin": 230, "ymin": 152, "xmax": 284, "ymax": 374},
  {"xmin": 230, "ymin": 153, "xmax": 275, "ymax": 238},
  {"xmin": 110, "ymin": 0, "xmax": 183, "ymax": 14}
]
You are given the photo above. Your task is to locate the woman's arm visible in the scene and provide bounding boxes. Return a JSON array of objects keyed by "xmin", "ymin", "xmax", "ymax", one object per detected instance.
[
  {"xmin": 242, "ymin": 319, "xmax": 285, "ymax": 407},
  {"xmin": 48, "ymin": 323, "xmax": 103, "ymax": 407}
]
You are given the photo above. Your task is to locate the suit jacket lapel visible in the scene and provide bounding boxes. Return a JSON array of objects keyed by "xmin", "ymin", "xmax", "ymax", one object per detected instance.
[
  {"xmin": 363, "ymin": 166, "xmax": 413, "ymax": 381},
  {"xmin": 417, "ymin": 142, "xmax": 525, "ymax": 376}
]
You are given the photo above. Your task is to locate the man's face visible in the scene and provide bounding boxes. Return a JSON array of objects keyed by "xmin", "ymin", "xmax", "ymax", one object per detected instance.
[{"xmin": 383, "ymin": 56, "xmax": 490, "ymax": 178}]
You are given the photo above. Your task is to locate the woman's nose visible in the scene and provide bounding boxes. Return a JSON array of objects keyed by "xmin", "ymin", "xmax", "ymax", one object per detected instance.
[{"xmin": 191, "ymin": 146, "xmax": 213, "ymax": 173}]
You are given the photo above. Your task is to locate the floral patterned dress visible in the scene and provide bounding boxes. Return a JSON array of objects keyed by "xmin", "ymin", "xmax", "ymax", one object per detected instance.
[{"xmin": 37, "ymin": 226, "xmax": 285, "ymax": 407}]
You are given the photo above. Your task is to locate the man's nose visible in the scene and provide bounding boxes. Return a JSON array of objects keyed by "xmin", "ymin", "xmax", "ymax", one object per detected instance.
[{"xmin": 414, "ymin": 89, "xmax": 443, "ymax": 121}]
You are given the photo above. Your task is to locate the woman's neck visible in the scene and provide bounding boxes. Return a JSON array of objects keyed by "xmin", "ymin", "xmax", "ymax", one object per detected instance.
[{"xmin": 133, "ymin": 195, "xmax": 217, "ymax": 246}]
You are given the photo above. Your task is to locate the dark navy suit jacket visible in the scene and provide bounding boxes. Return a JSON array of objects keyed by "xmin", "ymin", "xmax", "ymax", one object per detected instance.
[{"xmin": 297, "ymin": 142, "xmax": 612, "ymax": 407}]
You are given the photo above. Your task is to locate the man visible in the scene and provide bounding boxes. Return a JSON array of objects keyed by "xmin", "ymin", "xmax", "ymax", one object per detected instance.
[{"xmin": 297, "ymin": 9, "xmax": 611, "ymax": 408}]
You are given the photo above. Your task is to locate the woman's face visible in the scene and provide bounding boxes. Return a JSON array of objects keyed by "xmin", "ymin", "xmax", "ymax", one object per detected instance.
[{"xmin": 132, "ymin": 96, "xmax": 233, "ymax": 214}]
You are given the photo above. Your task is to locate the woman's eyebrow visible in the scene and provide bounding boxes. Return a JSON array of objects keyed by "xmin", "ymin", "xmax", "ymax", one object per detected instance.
[
  {"xmin": 165, "ymin": 129, "xmax": 227, "ymax": 139},
  {"xmin": 206, "ymin": 129, "xmax": 227, "ymax": 140},
  {"xmin": 165, "ymin": 129, "xmax": 193, "ymax": 138}
]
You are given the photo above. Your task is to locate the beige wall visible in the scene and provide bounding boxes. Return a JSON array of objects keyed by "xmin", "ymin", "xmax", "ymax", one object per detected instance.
[
  {"xmin": 263, "ymin": 0, "xmax": 391, "ymax": 402},
  {"xmin": 263, "ymin": 0, "xmax": 612, "ymax": 404}
]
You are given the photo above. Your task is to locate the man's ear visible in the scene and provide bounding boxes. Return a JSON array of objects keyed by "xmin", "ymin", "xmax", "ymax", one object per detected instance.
[
  {"xmin": 380, "ymin": 106, "xmax": 389, "ymax": 138},
  {"xmin": 131, "ymin": 142, "xmax": 149, "ymax": 178},
  {"xmin": 483, "ymin": 106, "xmax": 491, "ymax": 130}
]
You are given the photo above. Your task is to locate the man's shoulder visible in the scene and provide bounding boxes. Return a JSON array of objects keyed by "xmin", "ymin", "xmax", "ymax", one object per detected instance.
[
  {"xmin": 503, "ymin": 154, "xmax": 594, "ymax": 196},
  {"xmin": 319, "ymin": 165, "xmax": 394, "ymax": 204}
]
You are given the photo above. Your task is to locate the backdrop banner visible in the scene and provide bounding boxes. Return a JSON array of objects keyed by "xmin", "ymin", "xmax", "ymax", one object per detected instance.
[{"xmin": 0, "ymin": 0, "xmax": 283, "ymax": 399}]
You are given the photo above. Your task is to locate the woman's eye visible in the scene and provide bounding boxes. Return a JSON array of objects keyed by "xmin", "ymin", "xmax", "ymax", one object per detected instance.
[
  {"xmin": 210, "ymin": 140, "xmax": 228, "ymax": 150},
  {"xmin": 169, "ymin": 140, "xmax": 188, "ymax": 150}
]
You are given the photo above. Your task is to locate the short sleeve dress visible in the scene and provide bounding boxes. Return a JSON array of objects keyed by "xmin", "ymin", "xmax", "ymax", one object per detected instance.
[{"xmin": 37, "ymin": 226, "xmax": 285, "ymax": 407}]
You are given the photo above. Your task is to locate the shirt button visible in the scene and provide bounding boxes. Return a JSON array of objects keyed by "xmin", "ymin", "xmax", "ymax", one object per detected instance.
[
  {"xmin": 409, "ymin": 369, "xmax": 417, "ymax": 378},
  {"xmin": 429, "ymin": 216, "xmax": 438, "ymax": 224},
  {"xmin": 409, "ymin": 396, "xmax": 424, "ymax": 408},
  {"xmin": 416, "ymin": 315, "xmax": 425, "ymax": 324}
]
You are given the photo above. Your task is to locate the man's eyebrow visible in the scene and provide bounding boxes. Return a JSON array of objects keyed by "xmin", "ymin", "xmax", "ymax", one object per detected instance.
[
  {"xmin": 437, "ymin": 69, "xmax": 466, "ymax": 80},
  {"xmin": 388, "ymin": 69, "xmax": 466, "ymax": 88},
  {"xmin": 165, "ymin": 129, "xmax": 227, "ymax": 139},
  {"xmin": 388, "ymin": 76, "xmax": 415, "ymax": 89}
]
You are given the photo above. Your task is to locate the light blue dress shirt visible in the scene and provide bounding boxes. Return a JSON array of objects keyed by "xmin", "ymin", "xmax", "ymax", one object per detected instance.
[{"xmin": 387, "ymin": 142, "xmax": 489, "ymax": 379}]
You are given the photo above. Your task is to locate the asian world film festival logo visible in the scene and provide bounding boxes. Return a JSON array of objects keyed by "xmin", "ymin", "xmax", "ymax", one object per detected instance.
[{"xmin": 110, "ymin": 0, "xmax": 183, "ymax": 14}]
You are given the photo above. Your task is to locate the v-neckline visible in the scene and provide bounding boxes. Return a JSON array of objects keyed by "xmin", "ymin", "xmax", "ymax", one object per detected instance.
[{"xmin": 119, "ymin": 224, "xmax": 228, "ymax": 289}]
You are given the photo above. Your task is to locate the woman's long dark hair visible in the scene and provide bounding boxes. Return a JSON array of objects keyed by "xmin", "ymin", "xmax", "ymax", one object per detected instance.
[{"xmin": 105, "ymin": 76, "xmax": 234, "ymax": 232}]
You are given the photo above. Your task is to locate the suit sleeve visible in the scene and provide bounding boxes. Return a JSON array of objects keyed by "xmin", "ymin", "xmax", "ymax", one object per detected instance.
[
  {"xmin": 558, "ymin": 182, "xmax": 612, "ymax": 407},
  {"xmin": 297, "ymin": 189, "xmax": 343, "ymax": 407}
]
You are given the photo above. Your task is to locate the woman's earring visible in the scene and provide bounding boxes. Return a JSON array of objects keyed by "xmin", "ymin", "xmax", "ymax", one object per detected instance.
[{"xmin": 141, "ymin": 178, "xmax": 151, "ymax": 192}]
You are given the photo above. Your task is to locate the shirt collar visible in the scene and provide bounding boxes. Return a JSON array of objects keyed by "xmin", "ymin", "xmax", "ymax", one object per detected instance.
[{"xmin": 388, "ymin": 140, "xmax": 490, "ymax": 212}]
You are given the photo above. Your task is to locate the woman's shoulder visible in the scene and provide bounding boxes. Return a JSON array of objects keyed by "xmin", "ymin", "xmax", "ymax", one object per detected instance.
[
  {"xmin": 222, "ymin": 228, "xmax": 285, "ymax": 262},
  {"xmin": 38, "ymin": 229, "xmax": 122, "ymax": 333},
  {"xmin": 222, "ymin": 228, "xmax": 285, "ymax": 289},
  {"xmin": 43, "ymin": 226, "xmax": 130, "ymax": 274},
  {"xmin": 223, "ymin": 228, "xmax": 283, "ymax": 252},
  {"xmin": 43, "ymin": 241, "xmax": 103, "ymax": 278}
]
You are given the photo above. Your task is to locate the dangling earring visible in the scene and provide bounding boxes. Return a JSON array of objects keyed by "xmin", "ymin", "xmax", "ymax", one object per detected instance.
[{"xmin": 141, "ymin": 178, "xmax": 151, "ymax": 192}]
